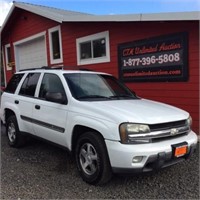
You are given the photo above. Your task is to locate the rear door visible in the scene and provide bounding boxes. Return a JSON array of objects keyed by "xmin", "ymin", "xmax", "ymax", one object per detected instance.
[
  {"xmin": 17, "ymin": 72, "xmax": 41, "ymax": 134},
  {"xmin": 32, "ymin": 73, "xmax": 68, "ymax": 146}
]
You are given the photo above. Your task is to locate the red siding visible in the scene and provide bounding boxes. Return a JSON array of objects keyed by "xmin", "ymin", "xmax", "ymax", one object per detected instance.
[{"xmin": 62, "ymin": 21, "xmax": 199, "ymax": 133}]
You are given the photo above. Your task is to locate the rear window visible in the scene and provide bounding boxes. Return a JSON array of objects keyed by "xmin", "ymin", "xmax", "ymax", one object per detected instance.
[{"xmin": 5, "ymin": 74, "xmax": 24, "ymax": 94}]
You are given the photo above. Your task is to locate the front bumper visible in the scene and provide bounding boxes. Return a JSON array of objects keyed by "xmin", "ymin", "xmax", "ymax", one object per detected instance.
[{"xmin": 105, "ymin": 130, "xmax": 198, "ymax": 173}]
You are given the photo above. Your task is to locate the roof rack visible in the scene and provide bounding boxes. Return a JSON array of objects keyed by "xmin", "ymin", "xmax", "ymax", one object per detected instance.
[
  {"xmin": 19, "ymin": 67, "xmax": 42, "ymax": 72},
  {"xmin": 62, "ymin": 66, "xmax": 93, "ymax": 71},
  {"xmin": 19, "ymin": 66, "xmax": 63, "ymax": 71},
  {"xmin": 19, "ymin": 66, "xmax": 93, "ymax": 72}
]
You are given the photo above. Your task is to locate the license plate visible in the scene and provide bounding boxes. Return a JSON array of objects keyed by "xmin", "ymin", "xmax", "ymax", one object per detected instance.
[
  {"xmin": 174, "ymin": 145, "xmax": 187, "ymax": 157},
  {"xmin": 172, "ymin": 142, "xmax": 188, "ymax": 158}
]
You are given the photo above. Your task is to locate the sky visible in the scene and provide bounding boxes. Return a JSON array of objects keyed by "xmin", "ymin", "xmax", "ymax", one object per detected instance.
[{"xmin": 0, "ymin": 0, "xmax": 200, "ymax": 26}]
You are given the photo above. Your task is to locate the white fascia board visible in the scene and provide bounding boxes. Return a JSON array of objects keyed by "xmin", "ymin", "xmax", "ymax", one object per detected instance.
[
  {"xmin": 141, "ymin": 11, "xmax": 200, "ymax": 21},
  {"xmin": 63, "ymin": 11, "xmax": 200, "ymax": 22},
  {"xmin": 62, "ymin": 14, "xmax": 141, "ymax": 22}
]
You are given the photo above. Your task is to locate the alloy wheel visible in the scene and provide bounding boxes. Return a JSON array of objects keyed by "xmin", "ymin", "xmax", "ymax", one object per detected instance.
[
  {"xmin": 8, "ymin": 122, "xmax": 16, "ymax": 143},
  {"xmin": 79, "ymin": 143, "xmax": 98, "ymax": 176}
]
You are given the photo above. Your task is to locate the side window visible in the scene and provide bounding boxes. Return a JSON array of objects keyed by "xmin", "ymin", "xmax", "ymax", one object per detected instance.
[
  {"xmin": 39, "ymin": 73, "xmax": 67, "ymax": 104},
  {"xmin": 5, "ymin": 44, "xmax": 12, "ymax": 70},
  {"xmin": 19, "ymin": 73, "xmax": 40, "ymax": 97},
  {"xmin": 5, "ymin": 73, "xmax": 25, "ymax": 94}
]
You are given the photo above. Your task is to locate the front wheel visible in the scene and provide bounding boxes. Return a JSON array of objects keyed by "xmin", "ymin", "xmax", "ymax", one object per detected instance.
[
  {"xmin": 6, "ymin": 115, "xmax": 25, "ymax": 147},
  {"xmin": 75, "ymin": 132, "xmax": 112, "ymax": 185}
]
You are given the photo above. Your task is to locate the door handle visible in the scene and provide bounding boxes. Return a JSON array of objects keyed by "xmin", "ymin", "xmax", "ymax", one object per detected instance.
[
  {"xmin": 15, "ymin": 100, "xmax": 19, "ymax": 104},
  {"xmin": 35, "ymin": 105, "xmax": 40, "ymax": 110}
]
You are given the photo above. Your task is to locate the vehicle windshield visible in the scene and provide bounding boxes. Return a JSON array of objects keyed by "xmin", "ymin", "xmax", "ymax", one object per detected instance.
[{"xmin": 64, "ymin": 73, "xmax": 139, "ymax": 101}]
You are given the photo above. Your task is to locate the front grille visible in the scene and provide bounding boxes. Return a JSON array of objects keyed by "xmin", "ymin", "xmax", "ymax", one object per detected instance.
[
  {"xmin": 149, "ymin": 120, "xmax": 187, "ymax": 131},
  {"xmin": 128, "ymin": 120, "xmax": 190, "ymax": 143},
  {"xmin": 150, "ymin": 120, "xmax": 189, "ymax": 142}
]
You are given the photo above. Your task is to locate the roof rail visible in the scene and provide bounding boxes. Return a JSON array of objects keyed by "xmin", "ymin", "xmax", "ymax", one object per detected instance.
[
  {"xmin": 19, "ymin": 66, "xmax": 63, "ymax": 71},
  {"xmin": 19, "ymin": 67, "xmax": 41, "ymax": 72},
  {"xmin": 41, "ymin": 66, "xmax": 63, "ymax": 70},
  {"xmin": 62, "ymin": 66, "xmax": 93, "ymax": 71},
  {"xmin": 19, "ymin": 66, "xmax": 93, "ymax": 72}
]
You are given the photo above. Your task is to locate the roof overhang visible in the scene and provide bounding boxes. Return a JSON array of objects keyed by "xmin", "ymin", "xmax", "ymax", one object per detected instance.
[
  {"xmin": 61, "ymin": 11, "xmax": 200, "ymax": 22},
  {"xmin": 1, "ymin": 2, "xmax": 200, "ymax": 34}
]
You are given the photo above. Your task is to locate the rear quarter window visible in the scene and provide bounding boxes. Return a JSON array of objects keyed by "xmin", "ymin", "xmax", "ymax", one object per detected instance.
[{"xmin": 5, "ymin": 73, "xmax": 25, "ymax": 94}]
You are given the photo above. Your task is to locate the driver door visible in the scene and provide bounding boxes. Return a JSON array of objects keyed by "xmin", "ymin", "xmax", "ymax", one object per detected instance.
[{"xmin": 32, "ymin": 73, "xmax": 68, "ymax": 146}]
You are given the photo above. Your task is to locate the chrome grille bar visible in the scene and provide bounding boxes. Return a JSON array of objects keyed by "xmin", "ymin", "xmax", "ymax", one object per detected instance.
[{"xmin": 128, "ymin": 125, "xmax": 190, "ymax": 140}]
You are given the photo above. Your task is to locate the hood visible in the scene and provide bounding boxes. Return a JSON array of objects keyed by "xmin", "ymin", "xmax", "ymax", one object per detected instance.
[{"xmin": 72, "ymin": 99, "xmax": 189, "ymax": 125}]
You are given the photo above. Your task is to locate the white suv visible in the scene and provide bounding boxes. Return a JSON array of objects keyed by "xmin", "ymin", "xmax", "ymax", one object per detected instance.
[{"xmin": 0, "ymin": 68, "xmax": 198, "ymax": 185}]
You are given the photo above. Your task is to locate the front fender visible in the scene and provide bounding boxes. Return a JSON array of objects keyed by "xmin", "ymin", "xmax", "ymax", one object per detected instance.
[{"xmin": 65, "ymin": 112, "xmax": 120, "ymax": 150}]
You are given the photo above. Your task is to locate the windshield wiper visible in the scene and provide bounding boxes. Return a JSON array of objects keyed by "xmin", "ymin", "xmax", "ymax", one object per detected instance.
[
  {"xmin": 77, "ymin": 94, "xmax": 138, "ymax": 100},
  {"xmin": 109, "ymin": 94, "xmax": 136, "ymax": 99},
  {"xmin": 77, "ymin": 95, "xmax": 110, "ymax": 100}
]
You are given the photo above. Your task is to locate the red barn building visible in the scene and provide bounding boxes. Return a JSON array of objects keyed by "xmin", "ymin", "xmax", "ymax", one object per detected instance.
[{"xmin": 1, "ymin": 2, "xmax": 199, "ymax": 134}]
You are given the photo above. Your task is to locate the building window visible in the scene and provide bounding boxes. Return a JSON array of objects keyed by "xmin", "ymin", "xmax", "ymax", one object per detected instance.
[
  {"xmin": 48, "ymin": 26, "xmax": 63, "ymax": 64},
  {"xmin": 1, "ymin": 49, "xmax": 6, "ymax": 87},
  {"xmin": 5, "ymin": 44, "xmax": 12, "ymax": 70},
  {"xmin": 76, "ymin": 31, "xmax": 110, "ymax": 65}
]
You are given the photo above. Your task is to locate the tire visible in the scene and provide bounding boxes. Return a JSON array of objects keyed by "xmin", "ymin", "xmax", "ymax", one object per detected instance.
[
  {"xmin": 75, "ymin": 132, "xmax": 112, "ymax": 185},
  {"xmin": 6, "ymin": 115, "xmax": 25, "ymax": 148}
]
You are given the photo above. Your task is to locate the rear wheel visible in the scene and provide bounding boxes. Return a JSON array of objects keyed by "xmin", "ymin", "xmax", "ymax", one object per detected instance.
[
  {"xmin": 6, "ymin": 115, "xmax": 25, "ymax": 147},
  {"xmin": 75, "ymin": 132, "xmax": 112, "ymax": 185}
]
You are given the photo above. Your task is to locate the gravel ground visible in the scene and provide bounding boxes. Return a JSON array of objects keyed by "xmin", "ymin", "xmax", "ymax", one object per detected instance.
[{"xmin": 1, "ymin": 124, "xmax": 199, "ymax": 199}]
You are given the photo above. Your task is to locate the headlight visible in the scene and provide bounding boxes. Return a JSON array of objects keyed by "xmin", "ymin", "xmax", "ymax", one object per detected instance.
[
  {"xmin": 119, "ymin": 123, "xmax": 150, "ymax": 144},
  {"xmin": 187, "ymin": 116, "xmax": 192, "ymax": 128}
]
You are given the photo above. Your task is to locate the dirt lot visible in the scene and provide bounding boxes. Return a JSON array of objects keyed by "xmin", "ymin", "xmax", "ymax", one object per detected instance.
[{"xmin": 1, "ymin": 124, "xmax": 199, "ymax": 199}]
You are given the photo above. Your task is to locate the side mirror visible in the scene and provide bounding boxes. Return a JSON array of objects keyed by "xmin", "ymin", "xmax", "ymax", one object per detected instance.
[{"xmin": 45, "ymin": 92, "xmax": 67, "ymax": 104}]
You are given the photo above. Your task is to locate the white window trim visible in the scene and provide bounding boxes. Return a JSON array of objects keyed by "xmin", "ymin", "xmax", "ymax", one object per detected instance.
[
  {"xmin": 5, "ymin": 44, "xmax": 12, "ymax": 71},
  {"xmin": 76, "ymin": 31, "xmax": 110, "ymax": 66},
  {"xmin": 13, "ymin": 31, "xmax": 47, "ymax": 72},
  {"xmin": 1, "ymin": 48, "xmax": 7, "ymax": 86},
  {"xmin": 48, "ymin": 25, "xmax": 63, "ymax": 64}
]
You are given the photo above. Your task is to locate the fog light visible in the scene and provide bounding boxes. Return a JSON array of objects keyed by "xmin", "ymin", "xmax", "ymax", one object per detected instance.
[{"xmin": 132, "ymin": 156, "xmax": 143, "ymax": 163}]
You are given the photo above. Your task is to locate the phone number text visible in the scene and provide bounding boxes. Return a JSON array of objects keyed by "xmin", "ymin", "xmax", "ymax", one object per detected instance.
[{"xmin": 123, "ymin": 53, "xmax": 180, "ymax": 67}]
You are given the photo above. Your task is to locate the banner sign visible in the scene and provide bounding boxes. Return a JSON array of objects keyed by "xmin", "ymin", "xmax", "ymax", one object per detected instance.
[{"xmin": 118, "ymin": 32, "xmax": 188, "ymax": 82}]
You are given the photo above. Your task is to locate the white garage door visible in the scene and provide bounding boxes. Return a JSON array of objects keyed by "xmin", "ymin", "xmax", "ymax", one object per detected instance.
[{"xmin": 16, "ymin": 36, "xmax": 47, "ymax": 71}]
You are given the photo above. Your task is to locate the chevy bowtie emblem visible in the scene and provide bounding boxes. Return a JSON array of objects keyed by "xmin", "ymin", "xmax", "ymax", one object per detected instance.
[{"xmin": 170, "ymin": 128, "xmax": 179, "ymax": 136}]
